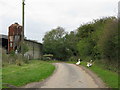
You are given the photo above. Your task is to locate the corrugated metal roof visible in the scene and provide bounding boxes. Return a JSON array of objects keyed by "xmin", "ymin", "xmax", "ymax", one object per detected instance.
[
  {"xmin": 0, "ymin": 34, "xmax": 8, "ymax": 39},
  {"xmin": 0, "ymin": 34, "xmax": 42, "ymax": 45}
]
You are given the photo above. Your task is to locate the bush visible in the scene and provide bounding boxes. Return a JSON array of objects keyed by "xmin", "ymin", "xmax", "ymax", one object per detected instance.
[
  {"xmin": 41, "ymin": 57, "xmax": 52, "ymax": 61},
  {"xmin": 21, "ymin": 43, "xmax": 29, "ymax": 54},
  {"xmin": 2, "ymin": 50, "xmax": 28, "ymax": 66},
  {"xmin": 68, "ymin": 56, "xmax": 78, "ymax": 62}
]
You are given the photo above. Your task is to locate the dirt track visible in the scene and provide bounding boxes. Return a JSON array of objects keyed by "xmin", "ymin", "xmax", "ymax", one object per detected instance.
[{"xmin": 22, "ymin": 63, "xmax": 106, "ymax": 88}]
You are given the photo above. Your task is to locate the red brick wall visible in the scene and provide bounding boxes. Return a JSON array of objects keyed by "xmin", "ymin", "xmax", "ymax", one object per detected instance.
[{"xmin": 8, "ymin": 23, "xmax": 22, "ymax": 53}]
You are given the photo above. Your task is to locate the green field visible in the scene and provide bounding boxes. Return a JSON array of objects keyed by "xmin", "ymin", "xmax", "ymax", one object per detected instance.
[
  {"xmin": 2, "ymin": 60, "xmax": 55, "ymax": 88},
  {"xmin": 67, "ymin": 61, "xmax": 118, "ymax": 88}
]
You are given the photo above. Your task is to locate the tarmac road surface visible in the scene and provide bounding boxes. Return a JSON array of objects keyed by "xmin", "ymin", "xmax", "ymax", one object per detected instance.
[
  {"xmin": 23, "ymin": 63, "xmax": 106, "ymax": 88},
  {"xmin": 41, "ymin": 63, "xmax": 102, "ymax": 88}
]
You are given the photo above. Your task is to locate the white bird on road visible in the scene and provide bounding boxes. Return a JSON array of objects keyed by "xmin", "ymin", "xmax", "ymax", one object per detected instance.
[{"xmin": 76, "ymin": 59, "xmax": 81, "ymax": 65}]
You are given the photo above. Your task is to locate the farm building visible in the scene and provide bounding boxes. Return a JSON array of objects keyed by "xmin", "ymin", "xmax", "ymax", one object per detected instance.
[
  {"xmin": 0, "ymin": 23, "xmax": 43, "ymax": 59},
  {"xmin": 8, "ymin": 23, "xmax": 22, "ymax": 53}
]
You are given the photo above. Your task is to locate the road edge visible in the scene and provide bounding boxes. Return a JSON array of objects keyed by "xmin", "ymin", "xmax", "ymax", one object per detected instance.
[
  {"xmin": 20, "ymin": 63, "xmax": 58, "ymax": 88},
  {"xmin": 78, "ymin": 65, "xmax": 107, "ymax": 88}
]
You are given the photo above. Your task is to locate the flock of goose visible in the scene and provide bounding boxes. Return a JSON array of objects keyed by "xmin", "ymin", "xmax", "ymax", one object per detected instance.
[{"xmin": 76, "ymin": 59, "xmax": 93, "ymax": 67}]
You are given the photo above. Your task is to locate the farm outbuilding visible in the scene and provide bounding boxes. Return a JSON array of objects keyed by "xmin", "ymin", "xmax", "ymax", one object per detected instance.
[
  {"xmin": 8, "ymin": 23, "xmax": 22, "ymax": 53},
  {"xmin": 0, "ymin": 34, "xmax": 8, "ymax": 53},
  {"xmin": 1, "ymin": 22, "xmax": 43, "ymax": 59},
  {"xmin": 24, "ymin": 39, "xmax": 43, "ymax": 59}
]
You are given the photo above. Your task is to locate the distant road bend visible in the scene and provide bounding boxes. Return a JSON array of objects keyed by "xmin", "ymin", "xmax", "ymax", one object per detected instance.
[{"xmin": 23, "ymin": 63, "xmax": 106, "ymax": 88}]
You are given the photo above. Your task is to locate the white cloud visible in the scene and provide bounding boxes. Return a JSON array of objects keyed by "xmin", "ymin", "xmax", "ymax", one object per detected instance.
[{"xmin": 0, "ymin": 0, "xmax": 119, "ymax": 42}]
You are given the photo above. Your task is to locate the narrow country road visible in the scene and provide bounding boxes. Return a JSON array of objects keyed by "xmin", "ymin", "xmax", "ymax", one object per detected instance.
[{"xmin": 23, "ymin": 63, "xmax": 106, "ymax": 88}]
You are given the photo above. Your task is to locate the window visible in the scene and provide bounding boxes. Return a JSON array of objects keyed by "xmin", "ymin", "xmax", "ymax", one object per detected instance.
[
  {"xmin": 10, "ymin": 36, "xmax": 13, "ymax": 42},
  {"xmin": 10, "ymin": 43, "xmax": 13, "ymax": 47}
]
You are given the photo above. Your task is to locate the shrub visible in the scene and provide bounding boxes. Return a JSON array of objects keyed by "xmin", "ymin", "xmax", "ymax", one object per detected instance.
[{"xmin": 68, "ymin": 56, "xmax": 78, "ymax": 62}]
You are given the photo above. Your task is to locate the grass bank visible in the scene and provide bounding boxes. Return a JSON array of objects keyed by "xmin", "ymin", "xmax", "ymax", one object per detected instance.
[
  {"xmin": 0, "ymin": 68, "xmax": 2, "ymax": 89},
  {"xmin": 2, "ymin": 60, "xmax": 55, "ymax": 88},
  {"xmin": 67, "ymin": 61, "xmax": 118, "ymax": 88}
]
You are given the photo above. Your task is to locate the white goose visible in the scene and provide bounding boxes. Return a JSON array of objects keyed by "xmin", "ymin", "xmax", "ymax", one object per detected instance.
[
  {"xmin": 76, "ymin": 59, "xmax": 81, "ymax": 65},
  {"xmin": 87, "ymin": 60, "xmax": 93, "ymax": 67}
]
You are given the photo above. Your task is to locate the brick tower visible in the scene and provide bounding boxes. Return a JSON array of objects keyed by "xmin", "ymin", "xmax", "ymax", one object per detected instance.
[{"xmin": 8, "ymin": 23, "xmax": 22, "ymax": 53}]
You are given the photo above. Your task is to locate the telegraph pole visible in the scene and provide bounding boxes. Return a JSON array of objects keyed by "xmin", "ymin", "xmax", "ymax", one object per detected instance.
[
  {"xmin": 22, "ymin": 0, "xmax": 25, "ymax": 55},
  {"xmin": 22, "ymin": 0, "xmax": 25, "ymax": 38}
]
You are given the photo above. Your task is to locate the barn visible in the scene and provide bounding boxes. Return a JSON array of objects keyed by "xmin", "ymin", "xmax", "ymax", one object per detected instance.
[{"xmin": 0, "ymin": 23, "xmax": 43, "ymax": 59}]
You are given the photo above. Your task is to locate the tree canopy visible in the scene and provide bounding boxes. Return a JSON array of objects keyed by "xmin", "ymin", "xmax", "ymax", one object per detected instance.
[{"xmin": 42, "ymin": 17, "xmax": 118, "ymax": 71}]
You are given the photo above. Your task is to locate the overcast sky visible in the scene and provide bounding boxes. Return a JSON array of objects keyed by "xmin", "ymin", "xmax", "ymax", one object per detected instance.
[{"xmin": 0, "ymin": 0, "xmax": 119, "ymax": 43}]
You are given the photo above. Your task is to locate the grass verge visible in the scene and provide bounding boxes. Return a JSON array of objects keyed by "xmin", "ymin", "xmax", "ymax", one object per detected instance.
[
  {"xmin": 2, "ymin": 60, "xmax": 55, "ymax": 88},
  {"xmin": 0, "ymin": 68, "xmax": 2, "ymax": 89},
  {"xmin": 67, "ymin": 61, "xmax": 118, "ymax": 88}
]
